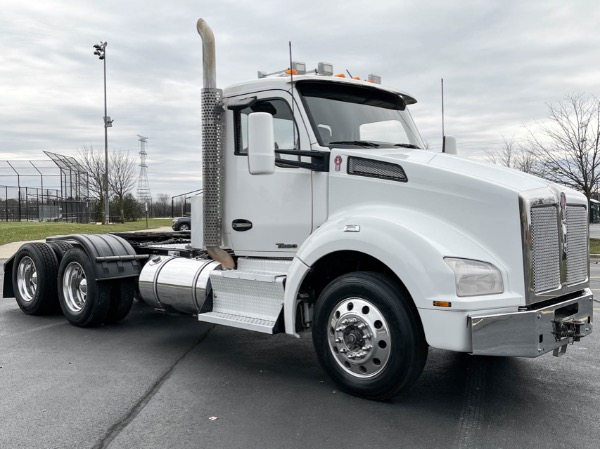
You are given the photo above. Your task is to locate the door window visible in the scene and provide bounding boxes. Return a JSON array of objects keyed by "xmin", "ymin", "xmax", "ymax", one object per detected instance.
[{"xmin": 234, "ymin": 99, "xmax": 299, "ymax": 156}]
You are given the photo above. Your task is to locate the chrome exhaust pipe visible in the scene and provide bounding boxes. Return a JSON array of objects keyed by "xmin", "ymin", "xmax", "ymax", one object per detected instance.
[{"xmin": 196, "ymin": 18, "xmax": 234, "ymax": 269}]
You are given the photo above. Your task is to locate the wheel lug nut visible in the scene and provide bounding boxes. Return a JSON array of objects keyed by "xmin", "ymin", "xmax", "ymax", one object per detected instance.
[{"xmin": 357, "ymin": 323, "xmax": 366, "ymax": 329}]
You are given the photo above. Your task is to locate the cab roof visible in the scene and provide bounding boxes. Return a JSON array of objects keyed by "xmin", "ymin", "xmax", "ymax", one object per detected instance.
[{"xmin": 223, "ymin": 74, "xmax": 417, "ymax": 105}]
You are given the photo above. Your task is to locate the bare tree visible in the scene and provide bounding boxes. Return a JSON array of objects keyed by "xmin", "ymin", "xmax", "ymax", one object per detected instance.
[
  {"xmin": 77, "ymin": 146, "xmax": 138, "ymax": 222},
  {"xmin": 109, "ymin": 150, "xmax": 138, "ymax": 222},
  {"xmin": 153, "ymin": 193, "xmax": 171, "ymax": 217},
  {"xmin": 525, "ymin": 93, "xmax": 600, "ymax": 199},
  {"xmin": 487, "ymin": 136, "xmax": 537, "ymax": 174},
  {"xmin": 487, "ymin": 136, "xmax": 517, "ymax": 167},
  {"xmin": 77, "ymin": 145, "xmax": 106, "ymax": 222}
]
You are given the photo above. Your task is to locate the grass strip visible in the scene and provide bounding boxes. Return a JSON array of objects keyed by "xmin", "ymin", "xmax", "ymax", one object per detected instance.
[{"xmin": 0, "ymin": 218, "xmax": 172, "ymax": 246}]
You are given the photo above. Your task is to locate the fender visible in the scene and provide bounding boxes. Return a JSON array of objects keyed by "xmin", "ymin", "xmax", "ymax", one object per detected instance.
[
  {"xmin": 284, "ymin": 205, "xmax": 521, "ymax": 336},
  {"xmin": 47, "ymin": 234, "xmax": 144, "ymax": 281}
]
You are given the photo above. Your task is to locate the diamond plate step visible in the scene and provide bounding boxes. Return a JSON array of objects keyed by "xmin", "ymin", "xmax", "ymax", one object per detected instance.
[
  {"xmin": 197, "ymin": 264, "xmax": 286, "ymax": 334},
  {"xmin": 197, "ymin": 312, "xmax": 278, "ymax": 334}
]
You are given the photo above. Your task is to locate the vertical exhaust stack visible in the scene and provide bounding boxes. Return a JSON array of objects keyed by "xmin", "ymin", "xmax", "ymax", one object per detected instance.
[{"xmin": 196, "ymin": 18, "xmax": 234, "ymax": 269}]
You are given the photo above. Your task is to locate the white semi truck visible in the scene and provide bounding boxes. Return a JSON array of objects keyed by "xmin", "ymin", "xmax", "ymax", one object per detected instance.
[{"xmin": 3, "ymin": 19, "xmax": 593, "ymax": 400}]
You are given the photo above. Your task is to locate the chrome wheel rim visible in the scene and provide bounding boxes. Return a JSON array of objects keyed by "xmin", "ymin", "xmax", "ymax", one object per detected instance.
[
  {"xmin": 327, "ymin": 297, "xmax": 391, "ymax": 378},
  {"xmin": 63, "ymin": 262, "xmax": 87, "ymax": 313},
  {"xmin": 17, "ymin": 256, "xmax": 37, "ymax": 302}
]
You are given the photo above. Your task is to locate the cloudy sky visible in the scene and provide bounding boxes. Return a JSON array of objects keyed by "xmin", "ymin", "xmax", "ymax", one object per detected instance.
[{"xmin": 1, "ymin": 0, "xmax": 599, "ymax": 197}]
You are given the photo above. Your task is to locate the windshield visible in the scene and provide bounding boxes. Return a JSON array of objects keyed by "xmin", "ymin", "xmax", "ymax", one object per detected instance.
[{"xmin": 297, "ymin": 81, "xmax": 424, "ymax": 149}]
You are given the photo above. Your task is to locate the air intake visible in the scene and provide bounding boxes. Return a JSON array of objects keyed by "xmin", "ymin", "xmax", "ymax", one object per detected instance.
[{"xmin": 348, "ymin": 157, "xmax": 408, "ymax": 182}]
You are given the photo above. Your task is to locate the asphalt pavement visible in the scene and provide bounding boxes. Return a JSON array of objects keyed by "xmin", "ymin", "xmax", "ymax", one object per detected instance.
[{"xmin": 1, "ymin": 259, "xmax": 599, "ymax": 448}]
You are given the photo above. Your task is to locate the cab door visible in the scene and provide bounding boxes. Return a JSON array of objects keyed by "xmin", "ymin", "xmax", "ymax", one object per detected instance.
[{"xmin": 223, "ymin": 91, "xmax": 313, "ymax": 257}]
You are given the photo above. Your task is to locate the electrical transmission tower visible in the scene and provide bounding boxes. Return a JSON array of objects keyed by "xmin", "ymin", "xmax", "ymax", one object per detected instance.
[{"xmin": 136, "ymin": 135, "xmax": 152, "ymax": 205}]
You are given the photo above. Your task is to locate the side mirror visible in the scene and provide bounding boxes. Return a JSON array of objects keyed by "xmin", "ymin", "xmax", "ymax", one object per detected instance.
[
  {"xmin": 248, "ymin": 112, "xmax": 275, "ymax": 175},
  {"xmin": 442, "ymin": 135, "xmax": 457, "ymax": 155}
]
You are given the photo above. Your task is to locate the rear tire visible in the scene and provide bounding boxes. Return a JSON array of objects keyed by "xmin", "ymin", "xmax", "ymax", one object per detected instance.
[
  {"xmin": 313, "ymin": 272, "xmax": 428, "ymax": 400},
  {"xmin": 12, "ymin": 243, "xmax": 59, "ymax": 315},
  {"xmin": 47, "ymin": 240, "xmax": 73, "ymax": 263},
  {"xmin": 57, "ymin": 248, "xmax": 111, "ymax": 327},
  {"xmin": 105, "ymin": 278, "xmax": 135, "ymax": 324}
]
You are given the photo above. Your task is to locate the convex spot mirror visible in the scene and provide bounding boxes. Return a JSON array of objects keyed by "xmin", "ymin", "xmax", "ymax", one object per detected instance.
[{"xmin": 442, "ymin": 135, "xmax": 457, "ymax": 155}]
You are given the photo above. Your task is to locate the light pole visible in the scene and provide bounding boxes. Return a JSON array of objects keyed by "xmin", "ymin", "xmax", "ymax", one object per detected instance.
[{"xmin": 93, "ymin": 41, "xmax": 112, "ymax": 224}]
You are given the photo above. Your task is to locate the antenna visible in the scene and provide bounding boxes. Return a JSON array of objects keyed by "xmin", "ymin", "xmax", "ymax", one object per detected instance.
[
  {"xmin": 441, "ymin": 78, "xmax": 445, "ymax": 140},
  {"xmin": 289, "ymin": 41, "xmax": 297, "ymax": 149}
]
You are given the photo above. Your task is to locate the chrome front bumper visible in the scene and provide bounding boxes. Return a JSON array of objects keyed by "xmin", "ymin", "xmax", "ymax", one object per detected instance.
[{"xmin": 470, "ymin": 289, "xmax": 594, "ymax": 357}]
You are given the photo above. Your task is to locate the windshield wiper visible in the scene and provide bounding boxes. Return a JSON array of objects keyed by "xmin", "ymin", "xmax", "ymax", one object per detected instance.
[
  {"xmin": 329, "ymin": 140, "xmax": 380, "ymax": 148},
  {"xmin": 393, "ymin": 143, "xmax": 421, "ymax": 149}
]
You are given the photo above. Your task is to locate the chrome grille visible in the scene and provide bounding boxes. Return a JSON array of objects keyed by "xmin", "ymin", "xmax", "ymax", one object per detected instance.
[
  {"xmin": 530, "ymin": 206, "xmax": 560, "ymax": 292},
  {"xmin": 566, "ymin": 205, "xmax": 588, "ymax": 284}
]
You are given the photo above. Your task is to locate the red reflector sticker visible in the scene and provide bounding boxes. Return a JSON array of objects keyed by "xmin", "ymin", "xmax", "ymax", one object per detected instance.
[{"xmin": 334, "ymin": 155, "xmax": 342, "ymax": 171}]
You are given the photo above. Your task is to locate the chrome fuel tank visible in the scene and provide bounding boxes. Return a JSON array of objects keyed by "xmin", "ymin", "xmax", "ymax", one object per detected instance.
[{"xmin": 138, "ymin": 256, "xmax": 221, "ymax": 314}]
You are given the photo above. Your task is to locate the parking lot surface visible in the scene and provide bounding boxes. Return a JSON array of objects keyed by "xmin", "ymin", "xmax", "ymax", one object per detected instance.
[{"xmin": 1, "ymin": 261, "xmax": 599, "ymax": 449}]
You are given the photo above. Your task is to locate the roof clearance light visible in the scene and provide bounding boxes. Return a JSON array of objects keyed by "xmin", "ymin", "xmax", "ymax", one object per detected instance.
[
  {"xmin": 335, "ymin": 73, "xmax": 346, "ymax": 78},
  {"xmin": 318, "ymin": 62, "xmax": 334, "ymax": 76},
  {"xmin": 292, "ymin": 61, "xmax": 307, "ymax": 75},
  {"xmin": 352, "ymin": 76, "xmax": 361, "ymax": 80},
  {"xmin": 368, "ymin": 74, "xmax": 382, "ymax": 84},
  {"xmin": 285, "ymin": 69, "xmax": 298, "ymax": 75}
]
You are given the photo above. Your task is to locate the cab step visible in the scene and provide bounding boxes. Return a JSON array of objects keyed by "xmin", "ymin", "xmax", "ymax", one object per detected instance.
[{"xmin": 197, "ymin": 258, "xmax": 291, "ymax": 334}]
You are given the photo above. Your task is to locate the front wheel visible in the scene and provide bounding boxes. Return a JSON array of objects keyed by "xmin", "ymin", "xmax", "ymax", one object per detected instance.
[{"xmin": 312, "ymin": 272, "xmax": 428, "ymax": 400}]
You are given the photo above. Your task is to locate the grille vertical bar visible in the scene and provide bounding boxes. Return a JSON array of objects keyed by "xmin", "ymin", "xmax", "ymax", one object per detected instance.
[
  {"xmin": 566, "ymin": 205, "xmax": 588, "ymax": 284},
  {"xmin": 530, "ymin": 206, "xmax": 560, "ymax": 292}
]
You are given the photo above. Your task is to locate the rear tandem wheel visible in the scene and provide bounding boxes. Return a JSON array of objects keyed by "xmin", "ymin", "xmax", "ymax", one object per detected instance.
[
  {"xmin": 12, "ymin": 242, "xmax": 60, "ymax": 315},
  {"xmin": 57, "ymin": 247, "xmax": 111, "ymax": 327}
]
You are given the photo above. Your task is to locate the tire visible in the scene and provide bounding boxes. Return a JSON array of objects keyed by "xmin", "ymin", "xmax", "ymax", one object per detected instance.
[
  {"xmin": 12, "ymin": 242, "xmax": 59, "ymax": 315},
  {"xmin": 177, "ymin": 223, "xmax": 190, "ymax": 231},
  {"xmin": 105, "ymin": 278, "xmax": 135, "ymax": 324},
  {"xmin": 312, "ymin": 272, "xmax": 428, "ymax": 400},
  {"xmin": 57, "ymin": 247, "xmax": 111, "ymax": 327},
  {"xmin": 47, "ymin": 240, "xmax": 73, "ymax": 263}
]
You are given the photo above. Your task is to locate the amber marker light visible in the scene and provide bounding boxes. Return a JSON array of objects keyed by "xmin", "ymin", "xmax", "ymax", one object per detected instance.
[{"xmin": 433, "ymin": 301, "xmax": 452, "ymax": 307}]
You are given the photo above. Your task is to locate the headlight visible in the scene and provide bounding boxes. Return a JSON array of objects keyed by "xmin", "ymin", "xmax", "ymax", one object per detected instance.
[{"xmin": 444, "ymin": 257, "xmax": 504, "ymax": 297}]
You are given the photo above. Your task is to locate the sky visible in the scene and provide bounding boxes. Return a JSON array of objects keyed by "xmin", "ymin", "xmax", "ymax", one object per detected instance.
[{"xmin": 1, "ymin": 0, "xmax": 599, "ymax": 198}]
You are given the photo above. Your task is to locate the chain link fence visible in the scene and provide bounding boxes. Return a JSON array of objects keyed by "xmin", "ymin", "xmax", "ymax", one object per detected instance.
[{"xmin": 0, "ymin": 154, "xmax": 98, "ymax": 223}]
